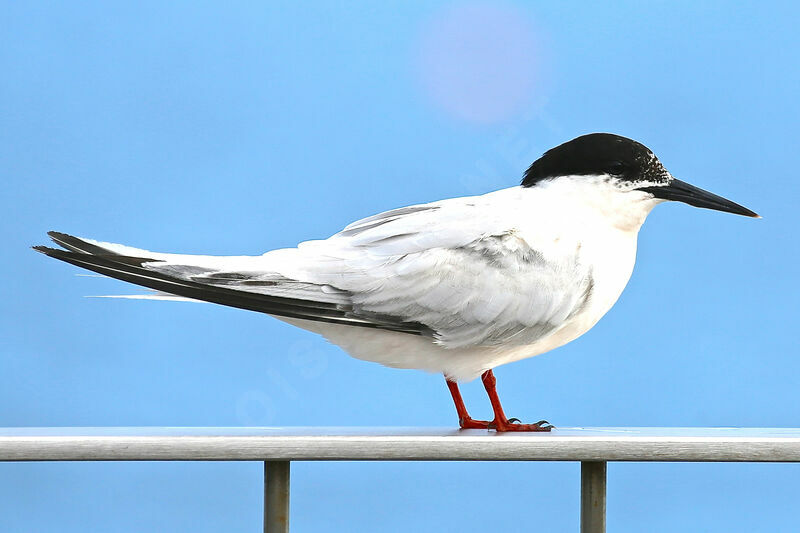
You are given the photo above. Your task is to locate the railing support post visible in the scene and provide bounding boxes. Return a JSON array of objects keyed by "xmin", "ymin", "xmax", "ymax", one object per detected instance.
[
  {"xmin": 264, "ymin": 460, "xmax": 290, "ymax": 533},
  {"xmin": 580, "ymin": 461, "xmax": 606, "ymax": 533}
]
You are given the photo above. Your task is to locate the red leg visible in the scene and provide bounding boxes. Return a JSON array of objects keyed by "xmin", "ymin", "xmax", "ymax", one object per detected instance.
[
  {"xmin": 445, "ymin": 378, "xmax": 492, "ymax": 429},
  {"xmin": 445, "ymin": 372, "xmax": 552, "ymax": 432},
  {"xmin": 481, "ymin": 369, "xmax": 553, "ymax": 432}
]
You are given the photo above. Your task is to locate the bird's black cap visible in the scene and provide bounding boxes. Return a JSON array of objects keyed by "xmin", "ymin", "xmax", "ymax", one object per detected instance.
[
  {"xmin": 522, "ymin": 133, "xmax": 668, "ymax": 187},
  {"xmin": 522, "ymin": 133, "xmax": 759, "ymax": 218}
]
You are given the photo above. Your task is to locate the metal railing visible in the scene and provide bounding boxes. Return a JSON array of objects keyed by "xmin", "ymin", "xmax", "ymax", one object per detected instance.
[{"xmin": 3, "ymin": 427, "xmax": 800, "ymax": 533}]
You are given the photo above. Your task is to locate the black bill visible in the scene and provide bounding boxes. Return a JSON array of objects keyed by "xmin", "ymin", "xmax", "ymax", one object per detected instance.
[{"xmin": 641, "ymin": 179, "xmax": 759, "ymax": 218}]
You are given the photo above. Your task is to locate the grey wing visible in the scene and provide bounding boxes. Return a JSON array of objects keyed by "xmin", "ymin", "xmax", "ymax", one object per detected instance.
[
  {"xmin": 317, "ymin": 230, "xmax": 594, "ymax": 349},
  {"xmin": 266, "ymin": 194, "xmax": 595, "ymax": 348},
  {"xmin": 37, "ymin": 195, "xmax": 593, "ymax": 348}
]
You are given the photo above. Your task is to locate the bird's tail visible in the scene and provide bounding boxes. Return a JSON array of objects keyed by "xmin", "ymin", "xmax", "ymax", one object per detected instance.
[{"xmin": 33, "ymin": 232, "xmax": 423, "ymax": 334}]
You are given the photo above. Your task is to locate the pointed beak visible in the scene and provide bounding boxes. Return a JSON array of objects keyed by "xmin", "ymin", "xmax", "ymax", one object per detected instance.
[{"xmin": 642, "ymin": 179, "xmax": 759, "ymax": 218}]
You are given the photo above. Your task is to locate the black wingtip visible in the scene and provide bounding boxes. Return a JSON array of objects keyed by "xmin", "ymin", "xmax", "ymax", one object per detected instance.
[
  {"xmin": 45, "ymin": 231, "xmax": 114, "ymax": 255},
  {"xmin": 34, "ymin": 232, "xmax": 79, "ymax": 254},
  {"xmin": 47, "ymin": 230, "xmax": 72, "ymax": 244},
  {"xmin": 33, "ymin": 233, "xmax": 84, "ymax": 255},
  {"xmin": 32, "ymin": 245, "xmax": 59, "ymax": 255},
  {"xmin": 44, "ymin": 231, "xmax": 73, "ymax": 249}
]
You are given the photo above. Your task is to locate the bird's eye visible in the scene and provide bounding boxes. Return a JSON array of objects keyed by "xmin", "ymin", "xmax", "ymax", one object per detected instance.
[{"xmin": 607, "ymin": 162, "xmax": 627, "ymax": 175}]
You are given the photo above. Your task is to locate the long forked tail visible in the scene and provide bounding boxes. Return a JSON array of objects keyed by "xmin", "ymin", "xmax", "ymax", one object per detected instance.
[{"xmin": 33, "ymin": 231, "xmax": 425, "ymax": 335}]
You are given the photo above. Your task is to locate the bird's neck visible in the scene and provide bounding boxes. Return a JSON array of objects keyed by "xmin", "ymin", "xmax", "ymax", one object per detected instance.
[{"xmin": 528, "ymin": 176, "xmax": 661, "ymax": 234}]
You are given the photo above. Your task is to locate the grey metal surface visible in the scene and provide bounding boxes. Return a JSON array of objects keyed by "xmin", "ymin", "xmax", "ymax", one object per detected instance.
[
  {"xmin": 2, "ymin": 427, "xmax": 800, "ymax": 462},
  {"xmin": 264, "ymin": 461, "xmax": 290, "ymax": 533},
  {"xmin": 581, "ymin": 461, "xmax": 606, "ymax": 533}
]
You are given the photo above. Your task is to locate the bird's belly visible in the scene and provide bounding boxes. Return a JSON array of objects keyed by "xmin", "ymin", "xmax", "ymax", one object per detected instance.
[{"xmin": 275, "ymin": 316, "xmax": 499, "ymax": 380}]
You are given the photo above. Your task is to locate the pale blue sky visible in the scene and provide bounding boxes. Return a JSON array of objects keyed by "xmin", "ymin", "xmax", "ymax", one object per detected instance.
[{"xmin": 2, "ymin": 1, "xmax": 799, "ymax": 531}]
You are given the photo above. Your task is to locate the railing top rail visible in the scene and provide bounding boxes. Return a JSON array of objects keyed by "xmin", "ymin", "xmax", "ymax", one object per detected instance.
[{"xmin": 2, "ymin": 427, "xmax": 800, "ymax": 462}]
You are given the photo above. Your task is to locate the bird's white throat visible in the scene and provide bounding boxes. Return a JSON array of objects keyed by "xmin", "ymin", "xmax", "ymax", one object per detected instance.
[{"xmin": 530, "ymin": 175, "xmax": 662, "ymax": 233}]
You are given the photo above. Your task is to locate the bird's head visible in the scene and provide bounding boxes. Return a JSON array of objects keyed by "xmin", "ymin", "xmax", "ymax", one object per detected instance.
[{"xmin": 522, "ymin": 133, "xmax": 759, "ymax": 219}]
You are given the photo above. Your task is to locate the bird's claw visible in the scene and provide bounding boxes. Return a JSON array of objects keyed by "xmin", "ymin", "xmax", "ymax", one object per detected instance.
[{"xmin": 502, "ymin": 417, "xmax": 554, "ymax": 430}]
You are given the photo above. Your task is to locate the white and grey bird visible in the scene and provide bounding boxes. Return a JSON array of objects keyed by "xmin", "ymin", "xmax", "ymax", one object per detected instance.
[{"xmin": 35, "ymin": 133, "xmax": 758, "ymax": 431}]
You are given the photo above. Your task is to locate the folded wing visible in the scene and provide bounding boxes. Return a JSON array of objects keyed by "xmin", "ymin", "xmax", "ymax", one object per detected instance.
[{"xmin": 35, "ymin": 192, "xmax": 593, "ymax": 349}]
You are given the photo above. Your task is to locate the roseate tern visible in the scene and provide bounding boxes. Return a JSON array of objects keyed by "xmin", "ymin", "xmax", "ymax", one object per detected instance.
[{"xmin": 34, "ymin": 133, "xmax": 758, "ymax": 431}]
